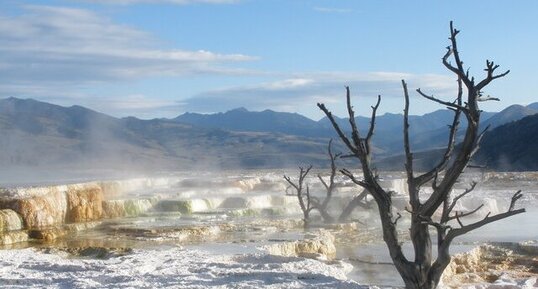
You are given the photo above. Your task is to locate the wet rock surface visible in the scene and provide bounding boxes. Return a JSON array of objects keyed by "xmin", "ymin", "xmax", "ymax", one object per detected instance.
[
  {"xmin": 28, "ymin": 222, "xmax": 101, "ymax": 242},
  {"xmin": 66, "ymin": 186, "xmax": 104, "ymax": 222},
  {"xmin": 0, "ymin": 209, "xmax": 23, "ymax": 232},
  {"xmin": 1, "ymin": 189, "xmax": 68, "ymax": 228},
  {"xmin": 102, "ymin": 198, "xmax": 155, "ymax": 218},
  {"xmin": 442, "ymin": 243, "xmax": 538, "ymax": 288},
  {"xmin": 102, "ymin": 200, "xmax": 127, "ymax": 218},
  {"xmin": 39, "ymin": 246, "xmax": 134, "ymax": 259},
  {"xmin": 262, "ymin": 230, "xmax": 337, "ymax": 260},
  {"xmin": 0, "ymin": 231, "xmax": 29, "ymax": 246}
]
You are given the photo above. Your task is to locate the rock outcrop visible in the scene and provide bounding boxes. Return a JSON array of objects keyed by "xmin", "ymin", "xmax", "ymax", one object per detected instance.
[
  {"xmin": 66, "ymin": 186, "xmax": 104, "ymax": 223},
  {"xmin": 1, "ymin": 189, "xmax": 67, "ymax": 228},
  {"xmin": 441, "ymin": 244, "xmax": 538, "ymax": 288},
  {"xmin": 0, "ymin": 231, "xmax": 29, "ymax": 246},
  {"xmin": 0, "ymin": 209, "xmax": 24, "ymax": 232},
  {"xmin": 102, "ymin": 198, "xmax": 156, "ymax": 218},
  {"xmin": 262, "ymin": 230, "xmax": 336, "ymax": 260},
  {"xmin": 0, "ymin": 179, "xmax": 160, "ymax": 245},
  {"xmin": 102, "ymin": 200, "xmax": 127, "ymax": 219}
]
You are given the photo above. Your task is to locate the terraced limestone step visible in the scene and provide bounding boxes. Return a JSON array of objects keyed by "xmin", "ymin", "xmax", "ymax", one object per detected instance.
[
  {"xmin": 0, "ymin": 209, "xmax": 24, "ymax": 232},
  {"xmin": 156, "ymin": 195, "xmax": 300, "ymax": 215},
  {"xmin": 102, "ymin": 198, "xmax": 158, "ymax": 219},
  {"xmin": 262, "ymin": 230, "xmax": 337, "ymax": 260},
  {"xmin": 0, "ymin": 179, "xmax": 164, "ymax": 245}
]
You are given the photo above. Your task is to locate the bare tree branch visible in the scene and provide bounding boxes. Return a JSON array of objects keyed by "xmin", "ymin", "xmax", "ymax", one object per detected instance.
[
  {"xmin": 402, "ymin": 80, "xmax": 414, "ymax": 182},
  {"xmin": 444, "ymin": 21, "xmax": 473, "ymax": 89},
  {"xmin": 470, "ymin": 125, "xmax": 490, "ymax": 158},
  {"xmin": 447, "ymin": 204, "xmax": 484, "ymax": 222},
  {"xmin": 320, "ymin": 143, "xmax": 339, "ymax": 207},
  {"xmin": 509, "ymin": 190, "xmax": 523, "ymax": 211},
  {"xmin": 415, "ymin": 78, "xmax": 463, "ymax": 187},
  {"xmin": 284, "ymin": 165, "xmax": 314, "ymax": 227},
  {"xmin": 345, "ymin": 86, "xmax": 363, "ymax": 151},
  {"xmin": 446, "ymin": 193, "xmax": 525, "ymax": 242},
  {"xmin": 444, "ymin": 181, "xmax": 478, "ymax": 220},
  {"xmin": 392, "ymin": 212, "xmax": 402, "ymax": 226},
  {"xmin": 317, "ymin": 103, "xmax": 358, "ymax": 155},
  {"xmin": 314, "ymin": 140, "xmax": 341, "ymax": 223},
  {"xmin": 476, "ymin": 60, "xmax": 510, "ymax": 91},
  {"xmin": 416, "ymin": 88, "xmax": 466, "ymax": 112},
  {"xmin": 339, "ymin": 188, "xmax": 370, "ymax": 222},
  {"xmin": 365, "ymin": 95, "xmax": 381, "ymax": 155},
  {"xmin": 340, "ymin": 169, "xmax": 369, "ymax": 189}
]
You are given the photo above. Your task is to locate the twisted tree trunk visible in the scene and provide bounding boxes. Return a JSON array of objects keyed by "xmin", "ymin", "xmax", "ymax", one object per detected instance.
[{"xmin": 317, "ymin": 22, "xmax": 525, "ymax": 289}]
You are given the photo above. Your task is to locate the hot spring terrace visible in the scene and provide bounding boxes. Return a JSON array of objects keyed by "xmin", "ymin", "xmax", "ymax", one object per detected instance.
[
  {"xmin": 0, "ymin": 172, "xmax": 412, "ymax": 245},
  {"xmin": 0, "ymin": 171, "xmax": 536, "ymax": 288}
]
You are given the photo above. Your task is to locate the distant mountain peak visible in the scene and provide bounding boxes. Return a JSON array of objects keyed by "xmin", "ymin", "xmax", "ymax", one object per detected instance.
[
  {"xmin": 527, "ymin": 102, "xmax": 538, "ymax": 110},
  {"xmin": 2, "ymin": 96, "xmax": 35, "ymax": 103},
  {"xmin": 228, "ymin": 107, "xmax": 249, "ymax": 113}
]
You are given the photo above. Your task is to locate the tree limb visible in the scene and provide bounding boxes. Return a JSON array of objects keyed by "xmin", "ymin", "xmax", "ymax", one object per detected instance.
[
  {"xmin": 402, "ymin": 80, "xmax": 414, "ymax": 183},
  {"xmin": 415, "ymin": 77, "xmax": 463, "ymax": 187},
  {"xmin": 317, "ymin": 103, "xmax": 358, "ymax": 154},
  {"xmin": 476, "ymin": 60, "xmax": 510, "ymax": 91},
  {"xmin": 365, "ymin": 95, "xmax": 381, "ymax": 155},
  {"xmin": 446, "ymin": 191, "xmax": 525, "ymax": 242},
  {"xmin": 340, "ymin": 169, "xmax": 369, "ymax": 189},
  {"xmin": 443, "ymin": 181, "xmax": 478, "ymax": 221},
  {"xmin": 447, "ymin": 204, "xmax": 484, "ymax": 222},
  {"xmin": 345, "ymin": 86, "xmax": 363, "ymax": 151},
  {"xmin": 416, "ymin": 88, "xmax": 466, "ymax": 112}
]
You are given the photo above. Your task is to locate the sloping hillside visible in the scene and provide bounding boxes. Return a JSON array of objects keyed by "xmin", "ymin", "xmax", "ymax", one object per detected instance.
[
  {"xmin": 0, "ymin": 98, "xmax": 333, "ymax": 172},
  {"xmin": 475, "ymin": 114, "xmax": 538, "ymax": 171}
]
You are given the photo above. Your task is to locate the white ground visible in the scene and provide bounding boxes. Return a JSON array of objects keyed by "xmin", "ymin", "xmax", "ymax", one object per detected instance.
[{"xmin": 0, "ymin": 246, "xmax": 367, "ymax": 289}]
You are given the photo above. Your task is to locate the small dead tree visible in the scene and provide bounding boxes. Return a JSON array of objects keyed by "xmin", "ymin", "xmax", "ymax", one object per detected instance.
[
  {"xmin": 338, "ymin": 187, "xmax": 369, "ymax": 222},
  {"xmin": 284, "ymin": 165, "xmax": 314, "ymax": 227},
  {"xmin": 285, "ymin": 140, "xmax": 370, "ymax": 225},
  {"xmin": 313, "ymin": 139, "xmax": 339, "ymax": 223},
  {"xmin": 317, "ymin": 22, "xmax": 525, "ymax": 289}
]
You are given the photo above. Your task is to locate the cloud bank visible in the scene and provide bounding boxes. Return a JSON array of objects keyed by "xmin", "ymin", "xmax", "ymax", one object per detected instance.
[
  {"xmin": 313, "ymin": 7, "xmax": 352, "ymax": 14},
  {"xmin": 181, "ymin": 72, "xmax": 457, "ymax": 118},
  {"xmin": 0, "ymin": 5, "xmax": 255, "ymax": 99},
  {"xmin": 0, "ymin": 4, "xmax": 459, "ymax": 119}
]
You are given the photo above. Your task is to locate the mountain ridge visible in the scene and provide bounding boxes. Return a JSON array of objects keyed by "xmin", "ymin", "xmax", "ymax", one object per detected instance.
[
  {"xmin": 1, "ymin": 97, "xmax": 537, "ymax": 172},
  {"xmin": 0, "ymin": 97, "xmax": 334, "ymax": 171}
]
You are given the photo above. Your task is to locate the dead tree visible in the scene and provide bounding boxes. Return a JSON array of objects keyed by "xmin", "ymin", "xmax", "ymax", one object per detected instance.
[
  {"xmin": 285, "ymin": 140, "xmax": 369, "ymax": 225},
  {"xmin": 317, "ymin": 22, "xmax": 525, "ymax": 289},
  {"xmin": 338, "ymin": 187, "xmax": 369, "ymax": 222},
  {"xmin": 313, "ymin": 139, "xmax": 339, "ymax": 223},
  {"xmin": 284, "ymin": 165, "xmax": 314, "ymax": 227},
  {"xmin": 283, "ymin": 141, "xmax": 339, "ymax": 226}
]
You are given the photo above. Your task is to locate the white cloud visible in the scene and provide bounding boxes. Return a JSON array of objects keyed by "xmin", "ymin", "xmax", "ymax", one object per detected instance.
[
  {"xmin": 313, "ymin": 7, "xmax": 352, "ymax": 13},
  {"xmin": 75, "ymin": 94, "xmax": 183, "ymax": 118},
  {"xmin": 262, "ymin": 78, "xmax": 314, "ymax": 90},
  {"xmin": 181, "ymin": 72, "xmax": 457, "ymax": 118},
  {"xmin": 0, "ymin": 5, "xmax": 256, "ymax": 97}
]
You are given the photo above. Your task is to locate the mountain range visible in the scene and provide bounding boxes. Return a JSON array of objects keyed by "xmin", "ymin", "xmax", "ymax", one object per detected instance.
[
  {"xmin": 1, "ymin": 97, "xmax": 537, "ymax": 174},
  {"xmin": 0, "ymin": 97, "xmax": 334, "ymax": 172},
  {"xmin": 475, "ymin": 113, "xmax": 538, "ymax": 171}
]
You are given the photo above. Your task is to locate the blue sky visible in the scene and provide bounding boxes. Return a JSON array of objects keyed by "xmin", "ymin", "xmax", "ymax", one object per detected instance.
[{"xmin": 1, "ymin": 0, "xmax": 537, "ymax": 119}]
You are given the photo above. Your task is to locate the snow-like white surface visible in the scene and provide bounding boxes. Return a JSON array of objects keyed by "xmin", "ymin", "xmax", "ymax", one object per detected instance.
[
  {"xmin": 0, "ymin": 247, "xmax": 367, "ymax": 289},
  {"xmin": 448, "ymin": 275, "xmax": 538, "ymax": 289}
]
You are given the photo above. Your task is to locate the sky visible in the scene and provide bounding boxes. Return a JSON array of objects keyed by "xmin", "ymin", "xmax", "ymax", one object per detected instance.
[{"xmin": 0, "ymin": 0, "xmax": 537, "ymax": 120}]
